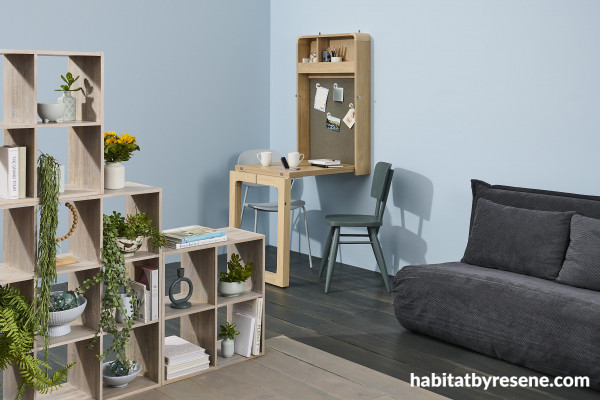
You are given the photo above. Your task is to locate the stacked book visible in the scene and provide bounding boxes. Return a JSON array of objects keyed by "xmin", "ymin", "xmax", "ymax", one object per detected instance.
[
  {"xmin": 232, "ymin": 298, "xmax": 263, "ymax": 357},
  {"xmin": 308, "ymin": 158, "xmax": 343, "ymax": 168},
  {"xmin": 163, "ymin": 225, "xmax": 227, "ymax": 249},
  {"xmin": 164, "ymin": 335, "xmax": 210, "ymax": 380},
  {"xmin": 0, "ymin": 146, "xmax": 26, "ymax": 200}
]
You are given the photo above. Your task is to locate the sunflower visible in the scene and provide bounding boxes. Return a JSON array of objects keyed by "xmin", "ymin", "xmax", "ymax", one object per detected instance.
[
  {"xmin": 104, "ymin": 131, "xmax": 116, "ymax": 138},
  {"xmin": 105, "ymin": 137, "xmax": 117, "ymax": 145},
  {"xmin": 119, "ymin": 133, "xmax": 136, "ymax": 144}
]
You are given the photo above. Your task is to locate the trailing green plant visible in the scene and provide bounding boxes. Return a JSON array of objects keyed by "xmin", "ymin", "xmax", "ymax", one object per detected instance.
[
  {"xmin": 104, "ymin": 211, "xmax": 166, "ymax": 248},
  {"xmin": 218, "ymin": 322, "xmax": 240, "ymax": 341},
  {"xmin": 76, "ymin": 216, "xmax": 139, "ymax": 369},
  {"xmin": 54, "ymin": 72, "xmax": 83, "ymax": 93},
  {"xmin": 36, "ymin": 153, "xmax": 60, "ymax": 363},
  {"xmin": 0, "ymin": 285, "xmax": 73, "ymax": 400},
  {"xmin": 220, "ymin": 253, "xmax": 254, "ymax": 283}
]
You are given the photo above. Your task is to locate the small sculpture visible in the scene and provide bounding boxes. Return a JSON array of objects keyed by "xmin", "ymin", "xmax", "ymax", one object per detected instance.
[
  {"xmin": 56, "ymin": 202, "xmax": 78, "ymax": 267},
  {"xmin": 169, "ymin": 267, "xmax": 193, "ymax": 309},
  {"xmin": 310, "ymin": 52, "xmax": 318, "ymax": 63}
]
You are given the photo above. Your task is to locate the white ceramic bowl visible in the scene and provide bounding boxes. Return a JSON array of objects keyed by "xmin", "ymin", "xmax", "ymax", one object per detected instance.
[
  {"xmin": 218, "ymin": 281, "xmax": 245, "ymax": 297},
  {"xmin": 116, "ymin": 236, "xmax": 143, "ymax": 257},
  {"xmin": 102, "ymin": 362, "xmax": 142, "ymax": 388},
  {"xmin": 48, "ymin": 294, "xmax": 87, "ymax": 337},
  {"xmin": 37, "ymin": 102, "xmax": 66, "ymax": 123}
]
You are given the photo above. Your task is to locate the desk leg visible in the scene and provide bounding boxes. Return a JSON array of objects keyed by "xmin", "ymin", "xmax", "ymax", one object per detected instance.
[
  {"xmin": 229, "ymin": 171, "xmax": 244, "ymax": 228},
  {"xmin": 259, "ymin": 176, "xmax": 291, "ymax": 288}
]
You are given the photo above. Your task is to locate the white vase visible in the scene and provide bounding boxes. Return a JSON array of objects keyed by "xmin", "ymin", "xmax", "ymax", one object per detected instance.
[
  {"xmin": 115, "ymin": 294, "xmax": 133, "ymax": 323},
  {"xmin": 221, "ymin": 338, "xmax": 235, "ymax": 358},
  {"xmin": 58, "ymin": 91, "xmax": 76, "ymax": 121},
  {"xmin": 105, "ymin": 162, "xmax": 125, "ymax": 189}
]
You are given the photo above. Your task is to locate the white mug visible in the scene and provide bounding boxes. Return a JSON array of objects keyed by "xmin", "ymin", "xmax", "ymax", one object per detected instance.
[
  {"xmin": 288, "ymin": 152, "xmax": 304, "ymax": 167},
  {"xmin": 257, "ymin": 151, "xmax": 272, "ymax": 166}
]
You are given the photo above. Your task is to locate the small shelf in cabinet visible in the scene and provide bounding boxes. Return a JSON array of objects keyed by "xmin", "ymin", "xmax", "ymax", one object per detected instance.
[
  {"xmin": 164, "ymin": 300, "xmax": 214, "ymax": 320},
  {"xmin": 59, "ymin": 185, "xmax": 102, "ymax": 202},
  {"xmin": 297, "ymin": 61, "xmax": 355, "ymax": 74},
  {"xmin": 216, "ymin": 346, "xmax": 263, "ymax": 368},
  {"xmin": 111, "ymin": 318, "xmax": 159, "ymax": 333},
  {"xmin": 33, "ymin": 322, "xmax": 96, "ymax": 351},
  {"xmin": 0, "ymin": 263, "xmax": 34, "ymax": 284},
  {"xmin": 163, "ymin": 365, "xmax": 217, "ymax": 384},
  {"xmin": 102, "ymin": 376, "xmax": 160, "ymax": 400},
  {"xmin": 37, "ymin": 120, "xmax": 101, "ymax": 128},
  {"xmin": 37, "ymin": 383, "xmax": 93, "ymax": 400},
  {"xmin": 126, "ymin": 251, "xmax": 160, "ymax": 263},
  {"xmin": 217, "ymin": 291, "xmax": 262, "ymax": 307},
  {"xmin": 55, "ymin": 256, "xmax": 101, "ymax": 274},
  {"xmin": 0, "ymin": 197, "xmax": 38, "ymax": 210},
  {"xmin": 102, "ymin": 182, "xmax": 161, "ymax": 198}
]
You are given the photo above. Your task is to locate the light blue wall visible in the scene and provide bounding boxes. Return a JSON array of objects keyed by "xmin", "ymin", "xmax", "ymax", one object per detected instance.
[
  {"xmin": 269, "ymin": 0, "xmax": 600, "ymax": 273},
  {"xmin": 0, "ymin": 0, "xmax": 271, "ymax": 267}
]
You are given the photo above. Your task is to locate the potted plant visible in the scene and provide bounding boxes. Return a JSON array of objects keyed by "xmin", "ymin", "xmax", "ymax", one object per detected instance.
[
  {"xmin": 0, "ymin": 286, "xmax": 74, "ymax": 399},
  {"xmin": 54, "ymin": 72, "xmax": 84, "ymax": 122},
  {"xmin": 76, "ymin": 214, "xmax": 142, "ymax": 388},
  {"xmin": 218, "ymin": 253, "xmax": 253, "ymax": 297},
  {"xmin": 104, "ymin": 131, "xmax": 140, "ymax": 189},
  {"xmin": 218, "ymin": 322, "xmax": 239, "ymax": 358},
  {"xmin": 104, "ymin": 211, "xmax": 166, "ymax": 258}
]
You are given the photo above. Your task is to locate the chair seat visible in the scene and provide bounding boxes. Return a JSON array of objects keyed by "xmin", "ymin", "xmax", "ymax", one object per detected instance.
[
  {"xmin": 325, "ymin": 214, "xmax": 382, "ymax": 227},
  {"xmin": 248, "ymin": 200, "xmax": 305, "ymax": 212}
]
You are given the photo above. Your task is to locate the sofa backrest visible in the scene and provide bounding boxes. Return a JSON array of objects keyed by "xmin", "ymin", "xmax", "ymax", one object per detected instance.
[{"xmin": 469, "ymin": 179, "xmax": 600, "ymax": 232}]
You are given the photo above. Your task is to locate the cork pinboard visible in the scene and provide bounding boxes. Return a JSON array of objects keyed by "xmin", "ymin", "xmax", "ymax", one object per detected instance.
[{"xmin": 309, "ymin": 78, "xmax": 355, "ymax": 163}]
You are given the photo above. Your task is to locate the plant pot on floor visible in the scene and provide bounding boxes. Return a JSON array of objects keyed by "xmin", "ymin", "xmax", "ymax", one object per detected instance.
[
  {"xmin": 115, "ymin": 294, "xmax": 134, "ymax": 323},
  {"xmin": 218, "ymin": 281, "xmax": 245, "ymax": 297},
  {"xmin": 116, "ymin": 236, "xmax": 143, "ymax": 258},
  {"xmin": 102, "ymin": 361, "xmax": 142, "ymax": 388},
  {"xmin": 221, "ymin": 338, "xmax": 235, "ymax": 358},
  {"xmin": 105, "ymin": 161, "xmax": 125, "ymax": 189}
]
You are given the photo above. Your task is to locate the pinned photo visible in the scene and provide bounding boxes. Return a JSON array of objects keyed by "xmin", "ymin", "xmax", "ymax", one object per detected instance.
[{"xmin": 326, "ymin": 112, "xmax": 341, "ymax": 132}]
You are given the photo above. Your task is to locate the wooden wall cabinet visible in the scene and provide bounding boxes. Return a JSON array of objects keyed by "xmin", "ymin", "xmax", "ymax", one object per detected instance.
[
  {"xmin": 296, "ymin": 33, "xmax": 371, "ymax": 175},
  {"xmin": 1, "ymin": 49, "xmax": 265, "ymax": 400}
]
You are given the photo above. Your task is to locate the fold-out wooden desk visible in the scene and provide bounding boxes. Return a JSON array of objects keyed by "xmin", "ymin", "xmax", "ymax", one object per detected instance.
[{"xmin": 229, "ymin": 163, "xmax": 355, "ymax": 287}]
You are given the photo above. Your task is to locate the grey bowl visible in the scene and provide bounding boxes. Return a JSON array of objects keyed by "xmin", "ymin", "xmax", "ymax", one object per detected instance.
[
  {"xmin": 37, "ymin": 102, "xmax": 66, "ymax": 123},
  {"xmin": 48, "ymin": 294, "xmax": 87, "ymax": 337},
  {"xmin": 102, "ymin": 362, "xmax": 142, "ymax": 388}
]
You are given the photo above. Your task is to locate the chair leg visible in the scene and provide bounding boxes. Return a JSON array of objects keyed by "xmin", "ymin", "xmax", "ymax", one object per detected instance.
[
  {"xmin": 368, "ymin": 227, "xmax": 391, "ymax": 293},
  {"xmin": 319, "ymin": 227, "xmax": 334, "ymax": 278},
  {"xmin": 302, "ymin": 206, "xmax": 313, "ymax": 269},
  {"xmin": 253, "ymin": 209, "xmax": 258, "ymax": 233},
  {"xmin": 325, "ymin": 227, "xmax": 340, "ymax": 294}
]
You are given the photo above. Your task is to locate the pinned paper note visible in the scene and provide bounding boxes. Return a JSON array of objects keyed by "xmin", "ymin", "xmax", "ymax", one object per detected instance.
[
  {"xmin": 343, "ymin": 103, "xmax": 355, "ymax": 129},
  {"xmin": 333, "ymin": 83, "xmax": 344, "ymax": 102},
  {"xmin": 326, "ymin": 112, "xmax": 341, "ymax": 132},
  {"xmin": 314, "ymin": 83, "xmax": 329, "ymax": 112}
]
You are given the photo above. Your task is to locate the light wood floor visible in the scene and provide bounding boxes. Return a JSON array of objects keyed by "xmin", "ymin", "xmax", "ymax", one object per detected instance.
[{"xmin": 127, "ymin": 336, "xmax": 446, "ymax": 400}]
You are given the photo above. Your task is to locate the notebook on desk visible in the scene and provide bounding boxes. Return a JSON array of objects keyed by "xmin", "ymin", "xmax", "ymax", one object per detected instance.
[{"xmin": 308, "ymin": 159, "xmax": 342, "ymax": 167}]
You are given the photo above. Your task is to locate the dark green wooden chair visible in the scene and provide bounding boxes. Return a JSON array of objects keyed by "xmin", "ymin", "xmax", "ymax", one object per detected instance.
[{"xmin": 319, "ymin": 162, "xmax": 394, "ymax": 293}]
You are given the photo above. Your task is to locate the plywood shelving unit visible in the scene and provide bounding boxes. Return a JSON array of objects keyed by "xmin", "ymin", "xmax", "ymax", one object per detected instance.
[
  {"xmin": 0, "ymin": 49, "xmax": 265, "ymax": 400},
  {"xmin": 296, "ymin": 33, "xmax": 371, "ymax": 175}
]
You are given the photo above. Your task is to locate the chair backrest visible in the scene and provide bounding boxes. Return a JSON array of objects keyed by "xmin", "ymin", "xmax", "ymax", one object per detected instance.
[
  {"xmin": 238, "ymin": 149, "xmax": 282, "ymax": 188},
  {"xmin": 371, "ymin": 162, "xmax": 394, "ymax": 221}
]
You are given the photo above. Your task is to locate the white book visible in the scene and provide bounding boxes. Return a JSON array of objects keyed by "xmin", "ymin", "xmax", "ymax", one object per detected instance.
[
  {"xmin": 130, "ymin": 281, "xmax": 150, "ymax": 323},
  {"xmin": 165, "ymin": 355, "xmax": 210, "ymax": 375},
  {"xmin": 308, "ymin": 158, "xmax": 341, "ymax": 166},
  {"xmin": 232, "ymin": 312, "xmax": 255, "ymax": 358},
  {"xmin": 164, "ymin": 336, "xmax": 206, "ymax": 366},
  {"xmin": 165, "ymin": 235, "xmax": 227, "ymax": 249},
  {"xmin": 166, "ymin": 362, "xmax": 209, "ymax": 380},
  {"xmin": 137, "ymin": 265, "xmax": 159, "ymax": 320},
  {"xmin": 0, "ymin": 147, "xmax": 19, "ymax": 199},
  {"xmin": 233, "ymin": 298, "xmax": 263, "ymax": 355},
  {"xmin": 6, "ymin": 147, "xmax": 26, "ymax": 198}
]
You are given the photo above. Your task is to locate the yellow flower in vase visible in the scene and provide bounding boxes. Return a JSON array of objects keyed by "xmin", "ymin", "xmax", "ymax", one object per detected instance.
[{"xmin": 119, "ymin": 133, "xmax": 136, "ymax": 144}]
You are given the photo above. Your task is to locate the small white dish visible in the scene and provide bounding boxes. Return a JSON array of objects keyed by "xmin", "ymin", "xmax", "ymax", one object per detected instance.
[{"xmin": 37, "ymin": 102, "xmax": 66, "ymax": 123}]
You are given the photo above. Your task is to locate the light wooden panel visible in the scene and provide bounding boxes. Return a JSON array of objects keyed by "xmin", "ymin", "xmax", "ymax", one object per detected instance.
[
  {"xmin": 3, "ymin": 206, "xmax": 36, "ymax": 275},
  {"xmin": 70, "ymin": 268, "xmax": 102, "ymax": 330},
  {"xmin": 68, "ymin": 125, "xmax": 102, "ymax": 192},
  {"xmin": 68, "ymin": 55, "xmax": 103, "ymax": 123},
  {"xmin": 354, "ymin": 38, "xmax": 371, "ymax": 175},
  {"xmin": 180, "ymin": 310, "xmax": 217, "ymax": 368},
  {"xmin": 227, "ymin": 238, "xmax": 265, "ymax": 294},
  {"xmin": 68, "ymin": 199, "xmax": 101, "ymax": 262},
  {"xmin": 4, "ymin": 128, "xmax": 36, "ymax": 197},
  {"xmin": 296, "ymin": 74, "xmax": 310, "ymax": 158},
  {"xmin": 126, "ymin": 324, "xmax": 161, "ymax": 384},
  {"xmin": 68, "ymin": 337, "xmax": 102, "ymax": 399},
  {"xmin": 3, "ymin": 54, "xmax": 36, "ymax": 123},
  {"xmin": 126, "ymin": 191, "xmax": 162, "ymax": 253},
  {"xmin": 180, "ymin": 247, "xmax": 217, "ymax": 305}
]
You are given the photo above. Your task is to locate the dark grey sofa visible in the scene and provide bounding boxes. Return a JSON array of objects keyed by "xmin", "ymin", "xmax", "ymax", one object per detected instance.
[{"xmin": 393, "ymin": 180, "xmax": 600, "ymax": 388}]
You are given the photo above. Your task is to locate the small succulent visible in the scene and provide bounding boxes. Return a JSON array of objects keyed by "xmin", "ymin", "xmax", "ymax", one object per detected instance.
[
  {"xmin": 108, "ymin": 360, "xmax": 135, "ymax": 377},
  {"xmin": 55, "ymin": 72, "xmax": 84, "ymax": 93},
  {"xmin": 219, "ymin": 322, "xmax": 240, "ymax": 341}
]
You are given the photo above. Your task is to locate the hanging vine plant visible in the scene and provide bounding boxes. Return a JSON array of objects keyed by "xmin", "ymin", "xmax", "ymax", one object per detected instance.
[
  {"xmin": 77, "ymin": 215, "xmax": 139, "ymax": 369},
  {"xmin": 36, "ymin": 153, "xmax": 61, "ymax": 362}
]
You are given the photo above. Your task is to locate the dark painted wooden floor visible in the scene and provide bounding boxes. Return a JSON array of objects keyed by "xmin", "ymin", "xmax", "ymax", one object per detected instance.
[{"xmin": 5, "ymin": 247, "xmax": 599, "ymax": 400}]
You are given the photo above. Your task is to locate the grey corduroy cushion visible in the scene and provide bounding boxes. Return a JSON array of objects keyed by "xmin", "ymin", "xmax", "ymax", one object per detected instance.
[
  {"xmin": 557, "ymin": 214, "xmax": 600, "ymax": 290},
  {"xmin": 393, "ymin": 262, "xmax": 600, "ymax": 389},
  {"xmin": 462, "ymin": 198, "xmax": 575, "ymax": 280}
]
